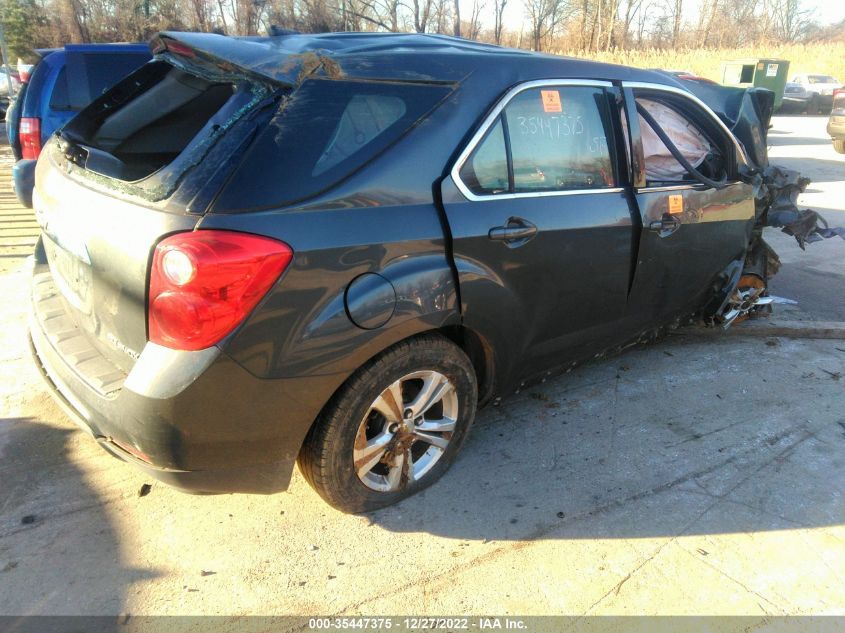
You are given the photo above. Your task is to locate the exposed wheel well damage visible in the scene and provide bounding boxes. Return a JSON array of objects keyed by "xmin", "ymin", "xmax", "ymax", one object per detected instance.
[{"xmin": 677, "ymin": 82, "xmax": 845, "ymax": 325}]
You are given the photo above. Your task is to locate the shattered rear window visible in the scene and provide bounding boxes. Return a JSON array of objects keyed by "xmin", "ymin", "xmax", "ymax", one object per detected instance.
[{"xmin": 212, "ymin": 79, "xmax": 453, "ymax": 212}]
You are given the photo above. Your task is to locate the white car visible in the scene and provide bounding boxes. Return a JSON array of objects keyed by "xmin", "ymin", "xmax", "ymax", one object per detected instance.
[
  {"xmin": 791, "ymin": 74, "xmax": 843, "ymax": 113},
  {"xmin": 0, "ymin": 67, "xmax": 20, "ymax": 97}
]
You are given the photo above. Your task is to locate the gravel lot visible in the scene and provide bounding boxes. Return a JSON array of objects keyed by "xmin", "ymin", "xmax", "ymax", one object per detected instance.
[{"xmin": 1, "ymin": 116, "xmax": 844, "ymax": 620}]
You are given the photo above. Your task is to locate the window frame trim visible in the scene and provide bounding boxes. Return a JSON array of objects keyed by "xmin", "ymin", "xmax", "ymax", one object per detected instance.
[{"xmin": 451, "ymin": 79, "xmax": 624, "ymax": 202}]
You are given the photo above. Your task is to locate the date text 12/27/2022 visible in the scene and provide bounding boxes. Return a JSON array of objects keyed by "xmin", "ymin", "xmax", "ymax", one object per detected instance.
[{"xmin": 307, "ymin": 618, "xmax": 528, "ymax": 630}]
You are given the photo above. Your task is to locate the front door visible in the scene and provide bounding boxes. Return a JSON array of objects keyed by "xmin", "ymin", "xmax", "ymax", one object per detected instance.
[{"xmin": 441, "ymin": 81, "xmax": 637, "ymax": 386}]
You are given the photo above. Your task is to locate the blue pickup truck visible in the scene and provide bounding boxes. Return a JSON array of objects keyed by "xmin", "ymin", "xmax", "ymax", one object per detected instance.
[{"xmin": 6, "ymin": 43, "xmax": 150, "ymax": 206}]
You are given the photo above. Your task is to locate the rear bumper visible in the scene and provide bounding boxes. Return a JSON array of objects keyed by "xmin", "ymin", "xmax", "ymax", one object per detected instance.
[
  {"xmin": 13, "ymin": 159, "xmax": 36, "ymax": 208},
  {"xmin": 29, "ymin": 255, "xmax": 341, "ymax": 494}
]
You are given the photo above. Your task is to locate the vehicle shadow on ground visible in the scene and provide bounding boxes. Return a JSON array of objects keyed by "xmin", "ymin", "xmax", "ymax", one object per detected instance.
[
  {"xmin": 0, "ymin": 416, "xmax": 158, "ymax": 617},
  {"xmin": 364, "ymin": 334, "xmax": 845, "ymax": 541}
]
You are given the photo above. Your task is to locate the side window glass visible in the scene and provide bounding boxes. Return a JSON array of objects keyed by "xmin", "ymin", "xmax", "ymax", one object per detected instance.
[
  {"xmin": 635, "ymin": 97, "xmax": 724, "ymax": 185},
  {"xmin": 84, "ymin": 54, "xmax": 148, "ymax": 100},
  {"xmin": 48, "ymin": 67, "xmax": 72, "ymax": 111},
  {"xmin": 503, "ymin": 86, "xmax": 615, "ymax": 192},
  {"xmin": 314, "ymin": 94, "xmax": 407, "ymax": 175},
  {"xmin": 458, "ymin": 117, "xmax": 508, "ymax": 195}
]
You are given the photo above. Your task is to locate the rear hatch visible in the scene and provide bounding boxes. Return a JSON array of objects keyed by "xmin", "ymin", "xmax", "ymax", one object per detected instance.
[{"xmin": 32, "ymin": 35, "xmax": 289, "ymax": 392}]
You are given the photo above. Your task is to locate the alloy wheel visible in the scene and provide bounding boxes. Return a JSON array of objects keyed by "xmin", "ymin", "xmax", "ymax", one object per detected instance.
[{"xmin": 353, "ymin": 370, "xmax": 458, "ymax": 492}]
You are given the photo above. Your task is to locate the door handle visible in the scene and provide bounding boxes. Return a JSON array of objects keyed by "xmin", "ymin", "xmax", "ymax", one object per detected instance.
[
  {"xmin": 648, "ymin": 215, "xmax": 681, "ymax": 235},
  {"xmin": 488, "ymin": 218, "xmax": 538, "ymax": 245}
]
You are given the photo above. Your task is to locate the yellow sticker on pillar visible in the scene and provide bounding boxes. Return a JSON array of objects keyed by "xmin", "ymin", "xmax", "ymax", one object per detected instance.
[
  {"xmin": 541, "ymin": 90, "xmax": 562, "ymax": 113},
  {"xmin": 668, "ymin": 194, "xmax": 684, "ymax": 215}
]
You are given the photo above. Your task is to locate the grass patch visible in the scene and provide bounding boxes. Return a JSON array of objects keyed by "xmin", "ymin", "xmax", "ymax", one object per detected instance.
[{"xmin": 554, "ymin": 43, "xmax": 845, "ymax": 82}]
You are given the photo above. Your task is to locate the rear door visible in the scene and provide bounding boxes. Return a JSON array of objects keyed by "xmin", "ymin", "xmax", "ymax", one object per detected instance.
[
  {"xmin": 440, "ymin": 80, "xmax": 636, "ymax": 384},
  {"xmin": 622, "ymin": 83, "xmax": 755, "ymax": 323}
]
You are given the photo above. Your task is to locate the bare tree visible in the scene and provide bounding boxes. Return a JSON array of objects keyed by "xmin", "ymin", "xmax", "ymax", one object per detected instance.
[
  {"xmin": 698, "ymin": 0, "xmax": 719, "ymax": 46},
  {"xmin": 771, "ymin": 0, "xmax": 813, "ymax": 42},
  {"xmin": 525, "ymin": 0, "xmax": 571, "ymax": 50},
  {"xmin": 635, "ymin": 0, "xmax": 649, "ymax": 44},
  {"xmin": 64, "ymin": 0, "xmax": 90, "ymax": 41},
  {"xmin": 620, "ymin": 0, "xmax": 643, "ymax": 48},
  {"xmin": 412, "ymin": 0, "xmax": 435, "ymax": 32},
  {"xmin": 466, "ymin": 0, "xmax": 484, "ymax": 39},
  {"xmin": 188, "ymin": 0, "xmax": 213, "ymax": 29},
  {"xmin": 11, "ymin": 0, "xmax": 845, "ymax": 67},
  {"xmin": 493, "ymin": 0, "xmax": 507, "ymax": 43},
  {"xmin": 604, "ymin": 0, "xmax": 619, "ymax": 49},
  {"xmin": 432, "ymin": 0, "xmax": 448, "ymax": 32},
  {"xmin": 665, "ymin": 0, "xmax": 681, "ymax": 47}
]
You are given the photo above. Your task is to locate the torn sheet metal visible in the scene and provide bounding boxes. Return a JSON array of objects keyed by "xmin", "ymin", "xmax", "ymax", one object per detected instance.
[
  {"xmin": 149, "ymin": 31, "xmax": 483, "ymax": 86},
  {"xmin": 761, "ymin": 165, "xmax": 845, "ymax": 249},
  {"xmin": 685, "ymin": 82, "xmax": 845, "ymax": 250},
  {"xmin": 677, "ymin": 80, "xmax": 844, "ymax": 325}
]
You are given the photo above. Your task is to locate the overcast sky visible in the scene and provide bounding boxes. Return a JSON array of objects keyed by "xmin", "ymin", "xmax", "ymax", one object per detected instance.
[
  {"xmin": 484, "ymin": 0, "xmax": 845, "ymax": 35},
  {"xmin": 802, "ymin": 0, "xmax": 845, "ymax": 24}
]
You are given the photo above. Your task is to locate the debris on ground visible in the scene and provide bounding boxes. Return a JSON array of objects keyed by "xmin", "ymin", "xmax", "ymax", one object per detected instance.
[{"xmin": 819, "ymin": 369, "xmax": 842, "ymax": 381}]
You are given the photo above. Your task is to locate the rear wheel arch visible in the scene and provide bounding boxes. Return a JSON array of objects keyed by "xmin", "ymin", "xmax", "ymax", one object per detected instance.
[
  {"xmin": 295, "ymin": 326, "xmax": 494, "ymax": 458},
  {"xmin": 297, "ymin": 331, "xmax": 479, "ymax": 512},
  {"xmin": 439, "ymin": 325, "xmax": 496, "ymax": 406}
]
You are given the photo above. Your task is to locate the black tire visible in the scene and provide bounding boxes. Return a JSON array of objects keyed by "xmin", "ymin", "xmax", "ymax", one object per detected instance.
[
  {"xmin": 298, "ymin": 333, "xmax": 478, "ymax": 513},
  {"xmin": 834, "ymin": 139, "xmax": 845, "ymax": 154}
]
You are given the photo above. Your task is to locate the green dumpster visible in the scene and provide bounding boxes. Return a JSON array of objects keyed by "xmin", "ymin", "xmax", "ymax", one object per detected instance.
[{"xmin": 721, "ymin": 58, "xmax": 791, "ymax": 109}]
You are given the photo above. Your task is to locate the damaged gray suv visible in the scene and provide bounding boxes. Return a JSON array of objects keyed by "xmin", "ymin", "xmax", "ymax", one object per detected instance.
[{"xmin": 29, "ymin": 32, "xmax": 842, "ymax": 513}]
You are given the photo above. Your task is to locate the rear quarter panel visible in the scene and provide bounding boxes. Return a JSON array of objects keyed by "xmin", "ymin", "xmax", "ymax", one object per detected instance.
[
  {"xmin": 196, "ymin": 83, "xmax": 494, "ymax": 381},
  {"xmin": 201, "ymin": 203, "xmax": 459, "ymax": 380}
]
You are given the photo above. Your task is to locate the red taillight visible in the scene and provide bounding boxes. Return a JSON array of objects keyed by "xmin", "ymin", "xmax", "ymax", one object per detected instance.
[
  {"xmin": 166, "ymin": 41, "xmax": 196, "ymax": 58},
  {"xmin": 149, "ymin": 231, "xmax": 293, "ymax": 351},
  {"xmin": 20, "ymin": 117, "xmax": 41, "ymax": 160}
]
